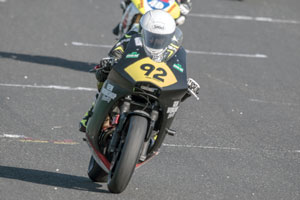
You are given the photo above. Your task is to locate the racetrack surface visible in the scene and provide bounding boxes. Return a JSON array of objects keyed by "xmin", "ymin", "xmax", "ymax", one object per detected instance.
[{"xmin": 1, "ymin": 0, "xmax": 300, "ymax": 199}]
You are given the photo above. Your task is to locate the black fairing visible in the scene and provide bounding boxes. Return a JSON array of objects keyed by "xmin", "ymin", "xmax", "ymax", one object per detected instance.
[{"xmin": 112, "ymin": 34, "xmax": 188, "ymax": 92}]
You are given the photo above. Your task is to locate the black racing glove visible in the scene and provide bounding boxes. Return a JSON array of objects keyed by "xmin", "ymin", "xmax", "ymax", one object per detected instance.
[{"xmin": 93, "ymin": 57, "xmax": 115, "ymax": 83}]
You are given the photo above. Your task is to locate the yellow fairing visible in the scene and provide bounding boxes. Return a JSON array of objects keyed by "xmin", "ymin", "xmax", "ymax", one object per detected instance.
[
  {"xmin": 132, "ymin": 0, "xmax": 181, "ymax": 19},
  {"xmin": 132, "ymin": 0, "xmax": 146, "ymax": 14},
  {"xmin": 125, "ymin": 57, "xmax": 177, "ymax": 88},
  {"xmin": 167, "ymin": 2, "xmax": 180, "ymax": 19}
]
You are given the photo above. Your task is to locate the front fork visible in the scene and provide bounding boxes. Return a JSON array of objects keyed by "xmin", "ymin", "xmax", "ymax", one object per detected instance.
[
  {"xmin": 108, "ymin": 97, "xmax": 131, "ymax": 154},
  {"xmin": 108, "ymin": 97, "xmax": 159, "ymax": 162},
  {"xmin": 139, "ymin": 109, "xmax": 159, "ymax": 161}
]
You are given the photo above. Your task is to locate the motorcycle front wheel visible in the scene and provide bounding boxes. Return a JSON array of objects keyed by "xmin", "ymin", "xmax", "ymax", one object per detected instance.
[{"xmin": 107, "ymin": 115, "xmax": 148, "ymax": 193}]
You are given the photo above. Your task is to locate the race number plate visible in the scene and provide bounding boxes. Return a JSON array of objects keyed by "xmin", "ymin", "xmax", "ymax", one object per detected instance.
[{"xmin": 125, "ymin": 57, "xmax": 177, "ymax": 88}]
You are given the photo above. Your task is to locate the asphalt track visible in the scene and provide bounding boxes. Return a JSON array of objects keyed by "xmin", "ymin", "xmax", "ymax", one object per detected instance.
[{"xmin": 1, "ymin": 0, "xmax": 300, "ymax": 199}]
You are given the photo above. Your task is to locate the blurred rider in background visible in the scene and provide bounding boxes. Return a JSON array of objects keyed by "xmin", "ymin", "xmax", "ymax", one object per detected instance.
[{"xmin": 120, "ymin": 0, "xmax": 192, "ymax": 25}]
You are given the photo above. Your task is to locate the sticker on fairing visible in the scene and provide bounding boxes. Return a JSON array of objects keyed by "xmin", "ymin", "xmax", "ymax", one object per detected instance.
[
  {"xmin": 134, "ymin": 37, "xmax": 143, "ymax": 47},
  {"xmin": 147, "ymin": 0, "xmax": 171, "ymax": 10},
  {"xmin": 125, "ymin": 57, "xmax": 177, "ymax": 88},
  {"xmin": 101, "ymin": 83, "xmax": 117, "ymax": 103},
  {"xmin": 167, "ymin": 101, "xmax": 180, "ymax": 119},
  {"xmin": 126, "ymin": 52, "xmax": 140, "ymax": 58},
  {"xmin": 173, "ymin": 63, "xmax": 184, "ymax": 72}
]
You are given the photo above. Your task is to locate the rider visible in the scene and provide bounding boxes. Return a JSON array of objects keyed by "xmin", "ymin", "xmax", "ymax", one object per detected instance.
[
  {"xmin": 80, "ymin": 9, "xmax": 194, "ymax": 132},
  {"xmin": 121, "ymin": 0, "xmax": 192, "ymax": 25},
  {"xmin": 114, "ymin": 0, "xmax": 192, "ymax": 35}
]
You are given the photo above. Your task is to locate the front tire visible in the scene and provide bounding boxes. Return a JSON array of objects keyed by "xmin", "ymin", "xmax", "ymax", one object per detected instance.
[{"xmin": 107, "ymin": 115, "xmax": 148, "ymax": 193}]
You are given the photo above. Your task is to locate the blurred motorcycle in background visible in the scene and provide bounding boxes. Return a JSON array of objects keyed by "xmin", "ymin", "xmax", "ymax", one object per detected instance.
[{"xmin": 113, "ymin": 0, "xmax": 182, "ymax": 38}]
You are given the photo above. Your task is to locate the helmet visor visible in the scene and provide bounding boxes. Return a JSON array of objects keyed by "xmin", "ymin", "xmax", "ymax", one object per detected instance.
[{"xmin": 142, "ymin": 29, "xmax": 173, "ymax": 50}]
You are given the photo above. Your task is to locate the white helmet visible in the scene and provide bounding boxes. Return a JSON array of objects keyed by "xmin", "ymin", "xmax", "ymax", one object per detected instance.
[{"xmin": 140, "ymin": 10, "xmax": 176, "ymax": 62}]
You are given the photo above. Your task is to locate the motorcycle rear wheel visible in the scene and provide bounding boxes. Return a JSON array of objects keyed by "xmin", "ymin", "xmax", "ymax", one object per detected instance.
[
  {"xmin": 87, "ymin": 156, "xmax": 108, "ymax": 182},
  {"xmin": 107, "ymin": 115, "xmax": 148, "ymax": 193}
]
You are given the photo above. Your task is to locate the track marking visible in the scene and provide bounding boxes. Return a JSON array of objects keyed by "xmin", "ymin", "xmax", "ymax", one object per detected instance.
[
  {"xmin": 0, "ymin": 83, "xmax": 97, "ymax": 92},
  {"xmin": 0, "ymin": 134, "xmax": 79, "ymax": 145},
  {"xmin": 0, "ymin": 134, "xmax": 26, "ymax": 138},
  {"xmin": 163, "ymin": 143, "xmax": 240, "ymax": 151},
  {"xmin": 20, "ymin": 139, "xmax": 49, "ymax": 143},
  {"xmin": 20, "ymin": 138, "xmax": 79, "ymax": 145},
  {"xmin": 290, "ymin": 150, "xmax": 300, "ymax": 153},
  {"xmin": 249, "ymin": 98, "xmax": 299, "ymax": 106},
  {"xmin": 163, "ymin": 143, "xmax": 300, "ymax": 154},
  {"xmin": 71, "ymin": 41, "xmax": 268, "ymax": 59},
  {"xmin": 1, "ymin": 134, "xmax": 300, "ymax": 153},
  {"xmin": 71, "ymin": 41, "xmax": 112, "ymax": 48},
  {"xmin": 188, "ymin": 13, "xmax": 300, "ymax": 24},
  {"xmin": 185, "ymin": 49, "xmax": 267, "ymax": 58}
]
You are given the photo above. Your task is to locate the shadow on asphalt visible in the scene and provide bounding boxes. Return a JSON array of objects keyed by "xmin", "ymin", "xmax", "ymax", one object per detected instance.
[
  {"xmin": 0, "ymin": 51, "xmax": 97, "ymax": 72},
  {"xmin": 0, "ymin": 165, "xmax": 110, "ymax": 193}
]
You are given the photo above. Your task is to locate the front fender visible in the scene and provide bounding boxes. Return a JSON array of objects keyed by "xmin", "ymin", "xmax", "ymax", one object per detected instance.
[{"xmin": 86, "ymin": 80, "xmax": 130, "ymax": 151}]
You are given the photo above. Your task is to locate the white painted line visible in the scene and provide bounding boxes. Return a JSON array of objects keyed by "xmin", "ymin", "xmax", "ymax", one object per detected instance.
[
  {"xmin": 71, "ymin": 41, "xmax": 112, "ymax": 48},
  {"xmin": 249, "ymin": 98, "xmax": 299, "ymax": 106},
  {"xmin": 163, "ymin": 143, "xmax": 240, "ymax": 151},
  {"xmin": 185, "ymin": 49, "xmax": 267, "ymax": 58},
  {"xmin": 0, "ymin": 0, "xmax": 7, "ymax": 2},
  {"xmin": 0, "ymin": 134, "xmax": 27, "ymax": 138},
  {"xmin": 163, "ymin": 143, "xmax": 300, "ymax": 154},
  {"xmin": 0, "ymin": 83, "xmax": 97, "ymax": 92},
  {"xmin": 71, "ymin": 41, "xmax": 267, "ymax": 59},
  {"xmin": 188, "ymin": 13, "xmax": 300, "ymax": 24},
  {"xmin": 290, "ymin": 150, "xmax": 300, "ymax": 153}
]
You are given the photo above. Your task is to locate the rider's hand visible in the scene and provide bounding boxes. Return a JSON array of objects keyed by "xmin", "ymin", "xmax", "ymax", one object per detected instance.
[
  {"xmin": 96, "ymin": 57, "xmax": 116, "ymax": 72},
  {"xmin": 94, "ymin": 57, "xmax": 114, "ymax": 82}
]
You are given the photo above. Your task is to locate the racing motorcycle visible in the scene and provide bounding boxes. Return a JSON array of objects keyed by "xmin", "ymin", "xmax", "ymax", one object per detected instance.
[
  {"xmin": 114, "ymin": 0, "xmax": 181, "ymax": 38},
  {"xmin": 84, "ymin": 34, "xmax": 199, "ymax": 193}
]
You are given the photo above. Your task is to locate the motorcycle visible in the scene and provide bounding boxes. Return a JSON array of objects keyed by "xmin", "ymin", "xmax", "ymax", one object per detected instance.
[
  {"xmin": 84, "ymin": 33, "xmax": 199, "ymax": 193},
  {"xmin": 114, "ymin": 0, "xmax": 181, "ymax": 38}
]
